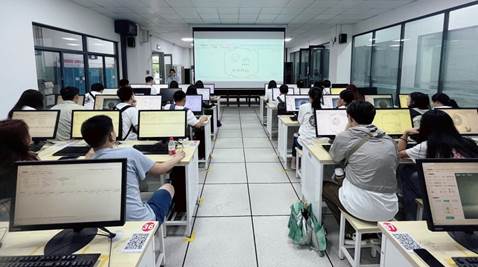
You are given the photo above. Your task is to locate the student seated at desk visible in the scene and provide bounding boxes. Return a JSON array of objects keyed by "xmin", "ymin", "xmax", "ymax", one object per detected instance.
[
  {"xmin": 194, "ymin": 80, "xmax": 204, "ymax": 88},
  {"xmin": 291, "ymin": 87, "xmax": 323, "ymax": 162},
  {"xmin": 81, "ymin": 115, "xmax": 185, "ymax": 222},
  {"xmin": 169, "ymin": 80, "xmax": 179, "ymax": 89},
  {"xmin": 432, "ymin": 93, "xmax": 459, "ymax": 108},
  {"xmin": 314, "ymin": 80, "xmax": 331, "ymax": 95},
  {"xmin": 7, "ymin": 89, "xmax": 44, "ymax": 119},
  {"xmin": 164, "ymin": 90, "xmax": 208, "ymax": 128},
  {"xmin": 398, "ymin": 109, "xmax": 478, "ymax": 220},
  {"xmin": 145, "ymin": 76, "xmax": 154, "ymax": 85},
  {"xmin": 115, "ymin": 86, "xmax": 139, "ymax": 140},
  {"xmin": 323, "ymin": 101, "xmax": 399, "ymax": 236},
  {"xmin": 119, "ymin": 78, "xmax": 129, "ymax": 88},
  {"xmin": 0, "ymin": 120, "xmax": 38, "ymax": 221},
  {"xmin": 50, "ymin": 87, "xmax": 84, "ymax": 141},
  {"xmin": 337, "ymin": 89, "xmax": 354, "ymax": 109},
  {"xmin": 407, "ymin": 92, "xmax": 430, "ymax": 128},
  {"xmin": 84, "ymin": 83, "xmax": 104, "ymax": 110},
  {"xmin": 188, "ymin": 84, "xmax": 222, "ymax": 127},
  {"xmin": 275, "ymin": 84, "xmax": 289, "ymax": 115},
  {"xmin": 265, "ymin": 80, "xmax": 278, "ymax": 102},
  {"xmin": 346, "ymin": 84, "xmax": 365, "ymax": 102}
]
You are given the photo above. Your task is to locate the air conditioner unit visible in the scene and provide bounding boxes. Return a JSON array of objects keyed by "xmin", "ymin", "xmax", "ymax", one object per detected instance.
[{"xmin": 139, "ymin": 28, "xmax": 150, "ymax": 43}]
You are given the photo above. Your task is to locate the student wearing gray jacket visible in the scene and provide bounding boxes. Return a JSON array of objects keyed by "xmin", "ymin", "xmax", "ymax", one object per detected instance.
[{"xmin": 323, "ymin": 101, "xmax": 399, "ymax": 236}]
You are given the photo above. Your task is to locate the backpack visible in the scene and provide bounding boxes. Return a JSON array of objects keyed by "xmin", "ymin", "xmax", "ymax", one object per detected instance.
[
  {"xmin": 114, "ymin": 105, "xmax": 138, "ymax": 140},
  {"xmin": 277, "ymin": 96, "xmax": 287, "ymax": 115}
]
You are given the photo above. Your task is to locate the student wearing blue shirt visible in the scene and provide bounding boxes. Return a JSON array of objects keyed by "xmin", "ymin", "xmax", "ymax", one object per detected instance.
[{"xmin": 81, "ymin": 115, "xmax": 185, "ymax": 222}]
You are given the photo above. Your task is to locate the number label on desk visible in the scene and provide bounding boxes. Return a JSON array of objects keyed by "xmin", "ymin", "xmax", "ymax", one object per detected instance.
[
  {"xmin": 142, "ymin": 221, "xmax": 156, "ymax": 232},
  {"xmin": 383, "ymin": 222, "xmax": 398, "ymax": 232}
]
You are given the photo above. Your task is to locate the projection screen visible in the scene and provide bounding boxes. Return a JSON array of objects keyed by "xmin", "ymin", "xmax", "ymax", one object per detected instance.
[{"xmin": 193, "ymin": 28, "xmax": 285, "ymax": 88}]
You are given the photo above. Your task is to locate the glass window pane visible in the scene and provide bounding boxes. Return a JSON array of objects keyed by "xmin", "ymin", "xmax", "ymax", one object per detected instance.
[
  {"xmin": 33, "ymin": 25, "xmax": 82, "ymax": 51},
  {"xmin": 371, "ymin": 25, "xmax": 401, "ymax": 95},
  {"xmin": 88, "ymin": 55, "xmax": 104, "ymax": 89},
  {"xmin": 63, "ymin": 53, "xmax": 86, "ymax": 93},
  {"xmin": 299, "ymin": 49, "xmax": 309, "ymax": 84},
  {"xmin": 401, "ymin": 14, "xmax": 444, "ymax": 95},
  {"xmin": 442, "ymin": 4, "xmax": 478, "ymax": 107},
  {"xmin": 310, "ymin": 47, "xmax": 322, "ymax": 83},
  {"xmin": 35, "ymin": 50, "xmax": 61, "ymax": 107},
  {"xmin": 87, "ymin": 37, "xmax": 115, "ymax": 54},
  {"xmin": 292, "ymin": 52, "xmax": 300, "ymax": 84},
  {"xmin": 105, "ymin": 57, "xmax": 118, "ymax": 88},
  {"xmin": 352, "ymin": 33, "xmax": 373, "ymax": 87}
]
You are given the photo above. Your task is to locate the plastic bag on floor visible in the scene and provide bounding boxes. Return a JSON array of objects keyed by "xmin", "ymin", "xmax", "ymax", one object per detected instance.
[{"xmin": 287, "ymin": 201, "xmax": 327, "ymax": 256}]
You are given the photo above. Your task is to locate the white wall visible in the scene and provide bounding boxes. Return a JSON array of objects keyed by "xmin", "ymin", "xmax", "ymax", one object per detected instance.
[
  {"xmin": 127, "ymin": 36, "xmax": 191, "ymax": 84},
  {"xmin": 0, "ymin": 0, "xmax": 119, "ymax": 118}
]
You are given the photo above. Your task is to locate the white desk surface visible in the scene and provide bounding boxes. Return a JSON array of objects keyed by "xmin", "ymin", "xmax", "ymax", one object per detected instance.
[
  {"xmin": 278, "ymin": 115, "xmax": 299, "ymax": 127},
  {"xmin": 303, "ymin": 139, "xmax": 334, "ymax": 164},
  {"xmin": 266, "ymin": 102, "xmax": 277, "ymax": 110},
  {"xmin": 0, "ymin": 221, "xmax": 159, "ymax": 267},
  {"xmin": 379, "ymin": 221, "xmax": 478, "ymax": 266}
]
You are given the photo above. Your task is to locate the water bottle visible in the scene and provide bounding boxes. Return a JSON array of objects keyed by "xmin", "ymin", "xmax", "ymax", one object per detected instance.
[{"xmin": 168, "ymin": 137, "xmax": 176, "ymax": 155}]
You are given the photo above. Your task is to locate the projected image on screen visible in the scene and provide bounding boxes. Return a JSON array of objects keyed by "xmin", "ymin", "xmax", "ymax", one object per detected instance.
[
  {"xmin": 456, "ymin": 173, "xmax": 478, "ymax": 219},
  {"xmin": 194, "ymin": 30, "xmax": 285, "ymax": 88}
]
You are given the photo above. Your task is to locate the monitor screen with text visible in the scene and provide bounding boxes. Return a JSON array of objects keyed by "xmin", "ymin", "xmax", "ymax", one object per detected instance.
[
  {"xmin": 315, "ymin": 109, "xmax": 348, "ymax": 137},
  {"xmin": 135, "ymin": 95, "xmax": 162, "ymax": 110},
  {"xmin": 372, "ymin": 109, "xmax": 412, "ymax": 136},
  {"xmin": 203, "ymin": 84, "xmax": 215, "ymax": 94},
  {"xmin": 138, "ymin": 110, "xmax": 187, "ymax": 139},
  {"xmin": 197, "ymin": 88, "xmax": 211, "ymax": 101},
  {"xmin": 94, "ymin": 95, "xmax": 121, "ymax": 110},
  {"xmin": 11, "ymin": 111, "xmax": 60, "ymax": 139},
  {"xmin": 185, "ymin": 95, "xmax": 203, "ymax": 112},
  {"xmin": 71, "ymin": 111, "xmax": 120, "ymax": 139}
]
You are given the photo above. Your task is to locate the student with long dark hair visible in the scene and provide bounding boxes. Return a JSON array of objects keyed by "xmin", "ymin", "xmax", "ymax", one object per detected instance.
[
  {"xmin": 408, "ymin": 92, "xmax": 430, "ymax": 128},
  {"xmin": 346, "ymin": 84, "xmax": 364, "ymax": 101},
  {"xmin": 186, "ymin": 85, "xmax": 198, "ymax": 95},
  {"xmin": 8, "ymin": 89, "xmax": 44, "ymax": 118},
  {"xmin": 431, "ymin": 93, "xmax": 459, "ymax": 108},
  {"xmin": 337, "ymin": 89, "xmax": 354, "ymax": 109},
  {"xmin": 265, "ymin": 80, "xmax": 278, "ymax": 102},
  {"xmin": 195, "ymin": 80, "xmax": 205, "ymax": 88},
  {"xmin": 0, "ymin": 120, "xmax": 38, "ymax": 220},
  {"xmin": 169, "ymin": 80, "xmax": 179, "ymax": 89},
  {"xmin": 398, "ymin": 109, "xmax": 478, "ymax": 219}
]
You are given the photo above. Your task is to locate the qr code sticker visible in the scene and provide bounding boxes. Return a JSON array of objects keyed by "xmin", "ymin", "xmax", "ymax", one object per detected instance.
[
  {"xmin": 123, "ymin": 233, "xmax": 149, "ymax": 253},
  {"xmin": 392, "ymin": 233, "xmax": 421, "ymax": 251}
]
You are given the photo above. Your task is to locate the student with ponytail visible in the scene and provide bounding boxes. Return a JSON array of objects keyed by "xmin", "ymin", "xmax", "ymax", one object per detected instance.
[{"xmin": 431, "ymin": 93, "xmax": 459, "ymax": 108}]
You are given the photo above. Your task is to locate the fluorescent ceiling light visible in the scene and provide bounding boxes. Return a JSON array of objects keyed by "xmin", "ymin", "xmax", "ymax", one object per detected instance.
[
  {"xmin": 66, "ymin": 43, "xmax": 80, "ymax": 46},
  {"xmin": 62, "ymin": 37, "xmax": 77, "ymax": 41},
  {"xmin": 181, "ymin": 37, "xmax": 193, "ymax": 42},
  {"xmin": 285, "ymin": 37, "xmax": 293, "ymax": 42},
  {"xmin": 94, "ymin": 42, "xmax": 104, "ymax": 46}
]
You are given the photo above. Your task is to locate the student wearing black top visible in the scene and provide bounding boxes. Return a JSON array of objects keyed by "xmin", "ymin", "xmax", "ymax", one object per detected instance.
[
  {"xmin": 195, "ymin": 80, "xmax": 205, "ymax": 88},
  {"xmin": 119, "ymin": 78, "xmax": 130, "ymax": 88},
  {"xmin": 276, "ymin": 84, "xmax": 289, "ymax": 115},
  {"xmin": 8, "ymin": 89, "xmax": 44, "ymax": 118},
  {"xmin": 169, "ymin": 80, "xmax": 179, "ymax": 88},
  {"xmin": 0, "ymin": 119, "xmax": 38, "ymax": 220},
  {"xmin": 431, "ymin": 93, "xmax": 459, "ymax": 108},
  {"xmin": 337, "ymin": 89, "xmax": 354, "ymax": 109},
  {"xmin": 407, "ymin": 92, "xmax": 430, "ymax": 128}
]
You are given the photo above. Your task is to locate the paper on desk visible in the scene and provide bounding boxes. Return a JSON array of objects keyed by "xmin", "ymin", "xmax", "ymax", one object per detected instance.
[
  {"xmin": 392, "ymin": 233, "xmax": 422, "ymax": 251},
  {"xmin": 122, "ymin": 233, "xmax": 149, "ymax": 253}
]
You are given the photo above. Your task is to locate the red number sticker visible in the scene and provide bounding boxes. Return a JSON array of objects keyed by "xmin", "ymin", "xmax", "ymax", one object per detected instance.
[
  {"xmin": 142, "ymin": 222, "xmax": 156, "ymax": 232},
  {"xmin": 383, "ymin": 222, "xmax": 397, "ymax": 232}
]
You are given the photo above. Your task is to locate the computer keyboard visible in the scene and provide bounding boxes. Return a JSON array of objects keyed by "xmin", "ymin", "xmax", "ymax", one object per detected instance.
[
  {"xmin": 30, "ymin": 143, "xmax": 45, "ymax": 153},
  {"xmin": 133, "ymin": 143, "xmax": 169, "ymax": 154},
  {"xmin": 0, "ymin": 253, "xmax": 100, "ymax": 267},
  {"xmin": 322, "ymin": 144, "xmax": 331, "ymax": 152},
  {"xmin": 52, "ymin": 146, "xmax": 90, "ymax": 157},
  {"xmin": 453, "ymin": 257, "xmax": 478, "ymax": 267}
]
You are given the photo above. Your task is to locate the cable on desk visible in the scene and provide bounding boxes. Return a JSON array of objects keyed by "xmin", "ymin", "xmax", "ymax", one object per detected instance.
[{"xmin": 96, "ymin": 232, "xmax": 113, "ymax": 267}]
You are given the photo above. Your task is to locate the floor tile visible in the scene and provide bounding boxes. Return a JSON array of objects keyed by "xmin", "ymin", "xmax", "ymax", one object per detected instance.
[
  {"xmin": 184, "ymin": 217, "xmax": 257, "ymax": 267},
  {"xmin": 292, "ymin": 182, "xmax": 302, "ymax": 196},
  {"xmin": 217, "ymin": 130, "xmax": 242, "ymax": 138},
  {"xmin": 205, "ymin": 163, "xmax": 247, "ymax": 184},
  {"xmin": 249, "ymin": 183, "xmax": 298, "ymax": 215},
  {"xmin": 197, "ymin": 184, "xmax": 250, "ymax": 216},
  {"xmin": 214, "ymin": 137, "xmax": 243, "ymax": 148},
  {"xmin": 220, "ymin": 123, "xmax": 241, "ymax": 130},
  {"xmin": 254, "ymin": 216, "xmax": 332, "ymax": 267},
  {"xmin": 244, "ymin": 148, "xmax": 280, "ymax": 162},
  {"xmin": 287, "ymin": 169, "xmax": 301, "ymax": 182},
  {"xmin": 243, "ymin": 138, "xmax": 272, "ymax": 148},
  {"xmin": 164, "ymin": 236, "xmax": 187, "ymax": 267},
  {"xmin": 211, "ymin": 148, "xmax": 244, "ymax": 163},
  {"xmin": 246, "ymin": 162, "xmax": 289, "ymax": 183}
]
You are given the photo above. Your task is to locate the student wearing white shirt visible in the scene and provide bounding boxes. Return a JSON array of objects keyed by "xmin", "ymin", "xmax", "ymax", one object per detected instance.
[
  {"xmin": 145, "ymin": 76, "xmax": 154, "ymax": 85},
  {"xmin": 163, "ymin": 90, "xmax": 208, "ymax": 128},
  {"xmin": 115, "ymin": 86, "xmax": 139, "ymax": 140},
  {"xmin": 84, "ymin": 83, "xmax": 104, "ymax": 110},
  {"xmin": 275, "ymin": 84, "xmax": 289, "ymax": 115},
  {"xmin": 431, "ymin": 93, "xmax": 459, "ymax": 109},
  {"xmin": 398, "ymin": 109, "xmax": 478, "ymax": 220},
  {"xmin": 8, "ymin": 89, "xmax": 44, "ymax": 119},
  {"xmin": 50, "ymin": 87, "xmax": 84, "ymax": 140},
  {"xmin": 265, "ymin": 80, "xmax": 277, "ymax": 102}
]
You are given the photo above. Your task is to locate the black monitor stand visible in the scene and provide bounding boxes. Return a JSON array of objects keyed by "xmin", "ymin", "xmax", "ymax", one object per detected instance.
[
  {"xmin": 449, "ymin": 231, "xmax": 478, "ymax": 254},
  {"xmin": 44, "ymin": 227, "xmax": 116, "ymax": 255}
]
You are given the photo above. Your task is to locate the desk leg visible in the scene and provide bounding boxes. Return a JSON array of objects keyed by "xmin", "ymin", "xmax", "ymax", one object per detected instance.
[
  {"xmin": 278, "ymin": 120, "xmax": 287, "ymax": 165},
  {"xmin": 259, "ymin": 98, "xmax": 264, "ymax": 124},
  {"xmin": 185, "ymin": 150, "xmax": 199, "ymax": 235},
  {"xmin": 267, "ymin": 108, "xmax": 273, "ymax": 137},
  {"xmin": 153, "ymin": 224, "xmax": 166, "ymax": 267}
]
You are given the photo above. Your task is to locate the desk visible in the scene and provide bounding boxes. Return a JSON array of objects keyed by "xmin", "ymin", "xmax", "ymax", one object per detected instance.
[
  {"xmin": 0, "ymin": 221, "xmax": 165, "ymax": 267},
  {"xmin": 277, "ymin": 115, "xmax": 299, "ymax": 167},
  {"xmin": 379, "ymin": 221, "xmax": 477, "ymax": 267},
  {"xmin": 266, "ymin": 102, "xmax": 278, "ymax": 138},
  {"xmin": 195, "ymin": 115, "xmax": 212, "ymax": 165},
  {"xmin": 259, "ymin": 96, "xmax": 267, "ymax": 125},
  {"xmin": 205, "ymin": 105, "xmax": 218, "ymax": 138},
  {"xmin": 38, "ymin": 141, "xmax": 200, "ymax": 235},
  {"xmin": 211, "ymin": 96, "xmax": 221, "ymax": 118}
]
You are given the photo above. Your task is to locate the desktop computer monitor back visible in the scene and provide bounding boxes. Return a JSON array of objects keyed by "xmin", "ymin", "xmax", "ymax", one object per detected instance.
[
  {"xmin": 10, "ymin": 159, "xmax": 127, "ymax": 232},
  {"xmin": 185, "ymin": 95, "xmax": 203, "ymax": 113},
  {"xmin": 131, "ymin": 87, "xmax": 151, "ymax": 96},
  {"xmin": 138, "ymin": 110, "xmax": 187, "ymax": 140},
  {"xmin": 438, "ymin": 108, "xmax": 478, "ymax": 135},
  {"xmin": 94, "ymin": 95, "xmax": 121, "ymax": 110},
  {"xmin": 56, "ymin": 95, "xmax": 85, "ymax": 106},
  {"xmin": 11, "ymin": 110, "xmax": 60, "ymax": 140},
  {"xmin": 285, "ymin": 95, "xmax": 309, "ymax": 112},
  {"xmin": 372, "ymin": 109, "xmax": 412, "ymax": 136},
  {"xmin": 135, "ymin": 95, "xmax": 162, "ymax": 110},
  {"xmin": 71, "ymin": 110, "xmax": 121, "ymax": 139},
  {"xmin": 160, "ymin": 88, "xmax": 182, "ymax": 104},
  {"xmin": 314, "ymin": 109, "xmax": 348, "ymax": 137}
]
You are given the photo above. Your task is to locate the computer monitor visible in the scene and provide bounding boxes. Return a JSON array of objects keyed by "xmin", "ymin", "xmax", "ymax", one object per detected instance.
[
  {"xmin": 11, "ymin": 159, "xmax": 126, "ymax": 255},
  {"xmin": 438, "ymin": 109, "xmax": 478, "ymax": 136},
  {"xmin": 197, "ymin": 88, "xmax": 210, "ymax": 101},
  {"xmin": 160, "ymin": 88, "xmax": 182, "ymax": 104},
  {"xmin": 314, "ymin": 109, "xmax": 348, "ymax": 137},
  {"xmin": 332, "ymin": 83, "xmax": 349, "ymax": 88},
  {"xmin": 179, "ymin": 84, "xmax": 190, "ymax": 92},
  {"xmin": 365, "ymin": 94, "xmax": 394, "ymax": 108},
  {"xmin": 134, "ymin": 95, "xmax": 162, "ymax": 110},
  {"xmin": 272, "ymin": 88, "xmax": 281, "ymax": 99},
  {"xmin": 287, "ymin": 84, "xmax": 298, "ymax": 91},
  {"xmin": 300, "ymin": 88, "xmax": 310, "ymax": 95},
  {"xmin": 330, "ymin": 88, "xmax": 346, "ymax": 95},
  {"xmin": 11, "ymin": 110, "xmax": 60, "ymax": 140},
  {"xmin": 203, "ymin": 84, "xmax": 215, "ymax": 94},
  {"xmin": 372, "ymin": 109, "xmax": 413, "ymax": 137},
  {"xmin": 151, "ymin": 84, "xmax": 165, "ymax": 95},
  {"xmin": 56, "ymin": 95, "xmax": 85, "ymax": 106},
  {"xmin": 71, "ymin": 110, "xmax": 121, "ymax": 139},
  {"xmin": 185, "ymin": 95, "xmax": 203, "ymax": 113},
  {"xmin": 399, "ymin": 94, "xmax": 410, "ymax": 108},
  {"xmin": 417, "ymin": 159, "xmax": 478, "ymax": 253},
  {"xmin": 94, "ymin": 95, "xmax": 121, "ymax": 110},
  {"xmin": 137, "ymin": 110, "xmax": 187, "ymax": 140},
  {"xmin": 285, "ymin": 95, "xmax": 309, "ymax": 112},
  {"xmin": 131, "ymin": 87, "xmax": 151, "ymax": 96},
  {"xmin": 322, "ymin": 95, "xmax": 341, "ymax": 109},
  {"xmin": 102, "ymin": 89, "xmax": 117, "ymax": 95}
]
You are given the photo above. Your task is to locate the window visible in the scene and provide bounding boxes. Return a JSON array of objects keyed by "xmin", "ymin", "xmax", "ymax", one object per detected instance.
[
  {"xmin": 309, "ymin": 45, "xmax": 330, "ymax": 83},
  {"xmin": 442, "ymin": 4, "xmax": 478, "ymax": 107},
  {"xmin": 87, "ymin": 37, "xmax": 115, "ymax": 54},
  {"xmin": 35, "ymin": 50, "xmax": 61, "ymax": 107},
  {"xmin": 352, "ymin": 33, "xmax": 372, "ymax": 87},
  {"xmin": 371, "ymin": 25, "xmax": 401, "ymax": 95},
  {"xmin": 105, "ymin": 57, "xmax": 118, "ymax": 88},
  {"xmin": 291, "ymin": 51, "xmax": 300, "ymax": 84},
  {"xmin": 87, "ymin": 55, "xmax": 104, "ymax": 89},
  {"xmin": 63, "ymin": 53, "xmax": 85, "ymax": 91},
  {"xmin": 152, "ymin": 54, "xmax": 162, "ymax": 84},
  {"xmin": 401, "ymin": 15, "xmax": 444, "ymax": 95},
  {"xmin": 299, "ymin": 49, "xmax": 309, "ymax": 83},
  {"xmin": 34, "ymin": 26, "xmax": 82, "ymax": 51}
]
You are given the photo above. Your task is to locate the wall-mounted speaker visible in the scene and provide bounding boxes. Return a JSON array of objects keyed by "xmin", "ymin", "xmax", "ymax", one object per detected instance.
[
  {"xmin": 114, "ymin": 20, "xmax": 137, "ymax": 36},
  {"xmin": 339, "ymin": 33, "xmax": 347, "ymax": 44}
]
